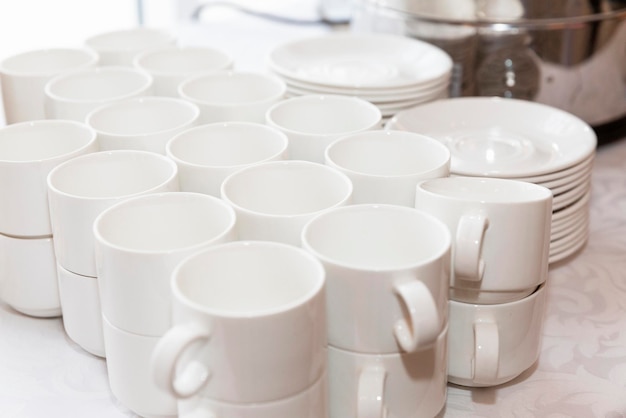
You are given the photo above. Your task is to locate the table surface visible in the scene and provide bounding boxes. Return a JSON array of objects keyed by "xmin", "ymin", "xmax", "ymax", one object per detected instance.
[{"xmin": 1, "ymin": 12, "xmax": 626, "ymax": 418}]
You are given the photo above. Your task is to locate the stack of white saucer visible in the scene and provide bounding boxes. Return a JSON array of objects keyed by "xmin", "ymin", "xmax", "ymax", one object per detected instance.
[
  {"xmin": 267, "ymin": 32, "xmax": 453, "ymax": 120},
  {"xmin": 386, "ymin": 96, "xmax": 597, "ymax": 264}
]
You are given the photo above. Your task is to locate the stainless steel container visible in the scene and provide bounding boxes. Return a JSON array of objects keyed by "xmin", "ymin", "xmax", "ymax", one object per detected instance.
[{"xmin": 351, "ymin": 0, "xmax": 626, "ymax": 137}]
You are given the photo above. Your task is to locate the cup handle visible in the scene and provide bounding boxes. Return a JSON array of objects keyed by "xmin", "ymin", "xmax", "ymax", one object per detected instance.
[
  {"xmin": 151, "ymin": 323, "xmax": 211, "ymax": 399},
  {"xmin": 357, "ymin": 366, "xmax": 387, "ymax": 418},
  {"xmin": 455, "ymin": 214, "xmax": 488, "ymax": 281},
  {"xmin": 472, "ymin": 321, "xmax": 499, "ymax": 385},
  {"xmin": 392, "ymin": 280, "xmax": 440, "ymax": 352}
]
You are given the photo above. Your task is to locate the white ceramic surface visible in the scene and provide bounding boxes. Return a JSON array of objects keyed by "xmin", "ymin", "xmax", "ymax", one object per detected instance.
[
  {"xmin": 86, "ymin": 96, "xmax": 199, "ymax": 154},
  {"xmin": 0, "ymin": 120, "xmax": 98, "ymax": 237},
  {"xmin": 386, "ymin": 97, "xmax": 597, "ymax": 178},
  {"xmin": 47, "ymin": 150, "xmax": 179, "ymax": 278},
  {"xmin": 447, "ymin": 283, "xmax": 547, "ymax": 387},
  {"xmin": 0, "ymin": 48, "xmax": 98, "ymax": 124},
  {"xmin": 302, "ymin": 204, "xmax": 451, "ymax": 353},
  {"xmin": 220, "ymin": 160, "xmax": 352, "ymax": 246},
  {"xmin": 327, "ymin": 326, "xmax": 448, "ymax": 418},
  {"xmin": 415, "ymin": 176, "xmax": 553, "ymax": 304},
  {"xmin": 266, "ymin": 94, "xmax": 382, "ymax": 163},
  {"xmin": 56, "ymin": 264, "xmax": 104, "ymax": 357},
  {"xmin": 325, "ymin": 129, "xmax": 450, "ymax": 207},
  {"xmin": 44, "ymin": 66, "xmax": 153, "ymax": 122},
  {"xmin": 102, "ymin": 315, "xmax": 177, "ymax": 418},
  {"xmin": 134, "ymin": 45, "xmax": 233, "ymax": 96},
  {"xmin": 166, "ymin": 122, "xmax": 288, "ymax": 197},
  {"xmin": 151, "ymin": 241, "xmax": 327, "ymax": 403},
  {"xmin": 179, "ymin": 70, "xmax": 286, "ymax": 124},
  {"xmin": 85, "ymin": 27, "xmax": 176, "ymax": 67},
  {"xmin": 0, "ymin": 233, "xmax": 59, "ymax": 318},
  {"xmin": 94, "ymin": 192, "xmax": 236, "ymax": 336}
]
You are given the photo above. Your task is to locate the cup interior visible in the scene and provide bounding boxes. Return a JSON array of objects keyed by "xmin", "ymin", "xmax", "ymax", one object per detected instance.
[
  {"xmin": 327, "ymin": 130, "xmax": 450, "ymax": 176},
  {"xmin": 418, "ymin": 176, "xmax": 552, "ymax": 203},
  {"xmin": 221, "ymin": 161, "xmax": 351, "ymax": 215},
  {"xmin": 95, "ymin": 193, "xmax": 234, "ymax": 252},
  {"xmin": 167, "ymin": 122, "xmax": 287, "ymax": 167},
  {"xmin": 303, "ymin": 205, "xmax": 450, "ymax": 270},
  {"xmin": 174, "ymin": 242, "xmax": 324, "ymax": 315},
  {"xmin": 180, "ymin": 72, "xmax": 285, "ymax": 104},
  {"xmin": 267, "ymin": 95, "xmax": 381, "ymax": 134},
  {"xmin": 87, "ymin": 97, "xmax": 198, "ymax": 136},
  {"xmin": 48, "ymin": 151, "xmax": 176, "ymax": 198},
  {"xmin": 46, "ymin": 68, "xmax": 152, "ymax": 101},
  {"xmin": 0, "ymin": 121, "xmax": 95, "ymax": 162}
]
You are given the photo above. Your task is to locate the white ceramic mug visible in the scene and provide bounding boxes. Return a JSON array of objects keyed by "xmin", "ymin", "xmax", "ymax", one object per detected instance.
[
  {"xmin": 0, "ymin": 233, "xmax": 59, "ymax": 318},
  {"xmin": 415, "ymin": 176, "xmax": 553, "ymax": 304},
  {"xmin": 102, "ymin": 315, "xmax": 177, "ymax": 417},
  {"xmin": 47, "ymin": 150, "xmax": 179, "ymax": 278},
  {"xmin": 133, "ymin": 45, "xmax": 233, "ymax": 96},
  {"xmin": 0, "ymin": 47, "xmax": 98, "ymax": 124},
  {"xmin": 93, "ymin": 192, "xmax": 237, "ymax": 336},
  {"xmin": 325, "ymin": 129, "xmax": 450, "ymax": 207},
  {"xmin": 301, "ymin": 204, "xmax": 451, "ymax": 354},
  {"xmin": 166, "ymin": 122, "xmax": 288, "ymax": 197},
  {"xmin": 177, "ymin": 373, "xmax": 328, "ymax": 418},
  {"xmin": 0, "ymin": 120, "xmax": 98, "ymax": 237},
  {"xmin": 85, "ymin": 27, "xmax": 176, "ymax": 67},
  {"xmin": 327, "ymin": 326, "xmax": 448, "ymax": 418},
  {"xmin": 178, "ymin": 71, "xmax": 286, "ymax": 124},
  {"xmin": 86, "ymin": 96, "xmax": 200, "ymax": 154},
  {"xmin": 220, "ymin": 160, "xmax": 353, "ymax": 246},
  {"xmin": 151, "ymin": 241, "xmax": 327, "ymax": 403},
  {"xmin": 447, "ymin": 283, "xmax": 547, "ymax": 387},
  {"xmin": 44, "ymin": 66, "xmax": 153, "ymax": 122},
  {"xmin": 266, "ymin": 94, "xmax": 382, "ymax": 163}
]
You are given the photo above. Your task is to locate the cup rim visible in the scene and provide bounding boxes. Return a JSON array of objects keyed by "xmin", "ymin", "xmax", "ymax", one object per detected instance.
[
  {"xmin": 84, "ymin": 27, "xmax": 176, "ymax": 53},
  {"xmin": 133, "ymin": 45, "xmax": 233, "ymax": 77},
  {"xmin": 0, "ymin": 47, "xmax": 99, "ymax": 77}
]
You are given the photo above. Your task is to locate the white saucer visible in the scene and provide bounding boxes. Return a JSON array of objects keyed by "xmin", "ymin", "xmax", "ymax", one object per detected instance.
[
  {"xmin": 549, "ymin": 219, "xmax": 589, "ymax": 264},
  {"xmin": 386, "ymin": 97, "xmax": 597, "ymax": 178},
  {"xmin": 552, "ymin": 190, "xmax": 591, "ymax": 222},
  {"xmin": 268, "ymin": 33, "xmax": 453, "ymax": 90},
  {"xmin": 515, "ymin": 153, "xmax": 595, "ymax": 185},
  {"xmin": 552, "ymin": 179, "xmax": 591, "ymax": 211}
]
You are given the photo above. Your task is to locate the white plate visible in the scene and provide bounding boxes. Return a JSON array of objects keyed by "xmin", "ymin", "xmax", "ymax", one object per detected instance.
[
  {"xmin": 551, "ymin": 203, "xmax": 587, "ymax": 234},
  {"xmin": 549, "ymin": 228, "xmax": 589, "ymax": 264},
  {"xmin": 534, "ymin": 162, "xmax": 593, "ymax": 191},
  {"xmin": 552, "ymin": 179, "xmax": 591, "ymax": 211},
  {"xmin": 549, "ymin": 218, "xmax": 589, "ymax": 260},
  {"xmin": 386, "ymin": 97, "xmax": 597, "ymax": 178},
  {"xmin": 514, "ymin": 153, "xmax": 595, "ymax": 184},
  {"xmin": 552, "ymin": 190, "xmax": 591, "ymax": 222},
  {"xmin": 268, "ymin": 33, "xmax": 453, "ymax": 89},
  {"xmin": 547, "ymin": 170, "xmax": 592, "ymax": 196},
  {"xmin": 551, "ymin": 210, "xmax": 588, "ymax": 241}
]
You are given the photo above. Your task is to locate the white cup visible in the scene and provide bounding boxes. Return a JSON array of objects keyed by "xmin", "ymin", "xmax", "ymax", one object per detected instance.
[
  {"xmin": 102, "ymin": 315, "xmax": 177, "ymax": 417},
  {"xmin": 0, "ymin": 233, "xmax": 59, "ymax": 318},
  {"xmin": 0, "ymin": 120, "xmax": 98, "ymax": 237},
  {"xmin": 134, "ymin": 46, "xmax": 233, "ymax": 96},
  {"xmin": 44, "ymin": 66, "xmax": 153, "ymax": 122},
  {"xmin": 179, "ymin": 71, "xmax": 286, "ymax": 124},
  {"xmin": 448, "ymin": 283, "xmax": 547, "ymax": 387},
  {"xmin": 266, "ymin": 94, "xmax": 382, "ymax": 163},
  {"xmin": 325, "ymin": 130, "xmax": 451, "ymax": 207},
  {"xmin": 301, "ymin": 204, "xmax": 451, "ymax": 354},
  {"xmin": 177, "ymin": 372, "xmax": 328, "ymax": 418},
  {"xmin": 151, "ymin": 241, "xmax": 327, "ymax": 403},
  {"xmin": 86, "ymin": 96, "xmax": 200, "ymax": 154},
  {"xmin": 85, "ymin": 27, "xmax": 176, "ymax": 67},
  {"xmin": 0, "ymin": 48, "xmax": 98, "ymax": 124},
  {"xmin": 414, "ymin": 176, "xmax": 553, "ymax": 304},
  {"xmin": 93, "ymin": 192, "xmax": 237, "ymax": 336},
  {"xmin": 166, "ymin": 122, "xmax": 289, "ymax": 197},
  {"xmin": 327, "ymin": 326, "xmax": 448, "ymax": 418},
  {"xmin": 47, "ymin": 150, "xmax": 179, "ymax": 278},
  {"xmin": 220, "ymin": 160, "xmax": 353, "ymax": 246},
  {"xmin": 56, "ymin": 264, "xmax": 104, "ymax": 357}
]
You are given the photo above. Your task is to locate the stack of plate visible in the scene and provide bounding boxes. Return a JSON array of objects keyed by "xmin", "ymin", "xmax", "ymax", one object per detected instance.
[
  {"xmin": 267, "ymin": 32, "xmax": 453, "ymax": 120},
  {"xmin": 386, "ymin": 97, "xmax": 597, "ymax": 264}
]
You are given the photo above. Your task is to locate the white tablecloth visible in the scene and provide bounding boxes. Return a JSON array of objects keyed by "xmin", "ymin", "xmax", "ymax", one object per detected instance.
[{"xmin": 1, "ymin": 14, "xmax": 626, "ymax": 418}]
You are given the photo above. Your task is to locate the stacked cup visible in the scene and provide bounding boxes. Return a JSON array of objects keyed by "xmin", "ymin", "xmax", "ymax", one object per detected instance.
[
  {"xmin": 415, "ymin": 176, "xmax": 553, "ymax": 387},
  {"xmin": 0, "ymin": 120, "xmax": 98, "ymax": 318},
  {"xmin": 93, "ymin": 192, "xmax": 237, "ymax": 417},
  {"xmin": 151, "ymin": 241, "xmax": 329, "ymax": 418},
  {"xmin": 46, "ymin": 150, "xmax": 179, "ymax": 357},
  {"xmin": 302, "ymin": 204, "xmax": 452, "ymax": 417}
]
